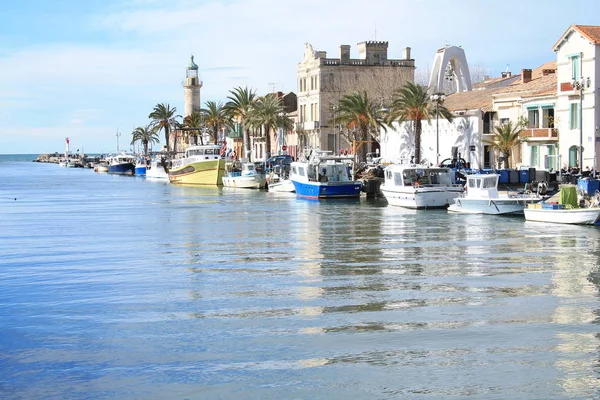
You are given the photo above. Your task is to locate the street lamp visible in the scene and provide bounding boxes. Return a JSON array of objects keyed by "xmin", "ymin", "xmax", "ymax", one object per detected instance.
[
  {"xmin": 430, "ymin": 92, "xmax": 445, "ymax": 166},
  {"xmin": 116, "ymin": 130, "xmax": 121, "ymax": 152},
  {"xmin": 572, "ymin": 76, "xmax": 591, "ymax": 171}
]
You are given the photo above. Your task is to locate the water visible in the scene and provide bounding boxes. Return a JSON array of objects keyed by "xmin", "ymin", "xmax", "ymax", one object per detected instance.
[{"xmin": 1, "ymin": 156, "xmax": 600, "ymax": 399}]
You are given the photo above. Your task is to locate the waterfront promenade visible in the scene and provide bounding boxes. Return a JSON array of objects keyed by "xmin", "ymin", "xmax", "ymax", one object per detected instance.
[{"xmin": 1, "ymin": 158, "xmax": 600, "ymax": 399}]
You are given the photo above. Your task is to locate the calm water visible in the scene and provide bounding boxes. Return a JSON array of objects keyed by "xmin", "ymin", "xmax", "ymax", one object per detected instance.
[{"xmin": 1, "ymin": 156, "xmax": 600, "ymax": 399}]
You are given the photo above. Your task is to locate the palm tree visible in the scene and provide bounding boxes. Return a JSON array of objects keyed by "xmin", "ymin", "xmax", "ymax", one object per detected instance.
[
  {"xmin": 247, "ymin": 94, "xmax": 293, "ymax": 158},
  {"xmin": 130, "ymin": 124, "xmax": 160, "ymax": 156},
  {"xmin": 484, "ymin": 121, "xmax": 526, "ymax": 169},
  {"xmin": 387, "ymin": 82, "xmax": 453, "ymax": 164},
  {"xmin": 148, "ymin": 103, "xmax": 180, "ymax": 153},
  {"xmin": 182, "ymin": 112, "xmax": 205, "ymax": 146},
  {"xmin": 201, "ymin": 101, "xmax": 230, "ymax": 145},
  {"xmin": 225, "ymin": 86, "xmax": 257, "ymax": 161},
  {"xmin": 334, "ymin": 91, "xmax": 386, "ymax": 162}
]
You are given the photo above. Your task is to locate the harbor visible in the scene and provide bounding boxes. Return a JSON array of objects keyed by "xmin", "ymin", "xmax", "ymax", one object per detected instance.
[{"xmin": 2, "ymin": 157, "xmax": 600, "ymax": 399}]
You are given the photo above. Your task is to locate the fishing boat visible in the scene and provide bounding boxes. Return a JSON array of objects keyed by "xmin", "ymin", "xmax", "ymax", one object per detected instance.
[
  {"xmin": 448, "ymin": 174, "xmax": 541, "ymax": 215},
  {"xmin": 222, "ymin": 162, "xmax": 267, "ymax": 189},
  {"xmin": 145, "ymin": 156, "xmax": 169, "ymax": 180},
  {"xmin": 168, "ymin": 144, "xmax": 225, "ymax": 186},
  {"xmin": 135, "ymin": 157, "xmax": 148, "ymax": 176},
  {"xmin": 290, "ymin": 152, "xmax": 361, "ymax": 199},
  {"xmin": 524, "ymin": 185, "xmax": 600, "ymax": 225},
  {"xmin": 107, "ymin": 153, "xmax": 136, "ymax": 175},
  {"xmin": 380, "ymin": 164, "xmax": 464, "ymax": 209},
  {"xmin": 94, "ymin": 163, "xmax": 109, "ymax": 173},
  {"xmin": 266, "ymin": 164, "xmax": 295, "ymax": 193}
]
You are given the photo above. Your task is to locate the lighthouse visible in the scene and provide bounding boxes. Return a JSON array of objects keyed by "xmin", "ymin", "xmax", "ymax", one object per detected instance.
[{"xmin": 183, "ymin": 55, "xmax": 202, "ymax": 118}]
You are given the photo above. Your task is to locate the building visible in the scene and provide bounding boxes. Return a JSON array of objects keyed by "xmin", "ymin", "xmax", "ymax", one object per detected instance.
[
  {"xmin": 552, "ymin": 25, "xmax": 600, "ymax": 171},
  {"xmin": 296, "ymin": 41, "xmax": 415, "ymax": 153},
  {"xmin": 183, "ymin": 55, "xmax": 202, "ymax": 118}
]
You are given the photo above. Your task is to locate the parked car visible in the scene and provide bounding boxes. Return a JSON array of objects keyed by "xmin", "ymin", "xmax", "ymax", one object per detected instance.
[
  {"xmin": 439, "ymin": 157, "xmax": 469, "ymax": 169},
  {"xmin": 266, "ymin": 155, "xmax": 293, "ymax": 170}
]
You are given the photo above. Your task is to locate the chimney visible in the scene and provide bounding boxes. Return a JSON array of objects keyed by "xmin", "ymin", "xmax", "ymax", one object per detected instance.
[
  {"xmin": 521, "ymin": 69, "xmax": 532, "ymax": 84},
  {"xmin": 403, "ymin": 47, "xmax": 411, "ymax": 60},
  {"xmin": 542, "ymin": 68, "xmax": 555, "ymax": 76}
]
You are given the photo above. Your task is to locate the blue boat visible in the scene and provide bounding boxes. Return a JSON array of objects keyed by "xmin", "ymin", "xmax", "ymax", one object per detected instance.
[
  {"xmin": 290, "ymin": 152, "xmax": 361, "ymax": 199},
  {"xmin": 135, "ymin": 157, "xmax": 148, "ymax": 176},
  {"xmin": 107, "ymin": 153, "xmax": 136, "ymax": 175}
]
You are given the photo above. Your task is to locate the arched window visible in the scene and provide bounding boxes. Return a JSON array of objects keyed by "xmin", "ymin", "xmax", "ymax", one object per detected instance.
[{"xmin": 569, "ymin": 145, "xmax": 579, "ymax": 167}]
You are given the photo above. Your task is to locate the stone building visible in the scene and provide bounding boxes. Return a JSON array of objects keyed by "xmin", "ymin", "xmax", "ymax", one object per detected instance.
[{"xmin": 296, "ymin": 41, "xmax": 415, "ymax": 153}]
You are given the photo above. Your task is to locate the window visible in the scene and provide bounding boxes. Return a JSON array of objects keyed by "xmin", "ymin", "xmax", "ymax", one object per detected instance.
[
  {"xmin": 542, "ymin": 108, "xmax": 554, "ymax": 128},
  {"xmin": 527, "ymin": 108, "xmax": 539, "ymax": 128},
  {"xmin": 500, "ymin": 118, "xmax": 510, "ymax": 125},
  {"xmin": 570, "ymin": 103, "xmax": 579, "ymax": 129},
  {"xmin": 530, "ymin": 145, "xmax": 539, "ymax": 167},
  {"xmin": 570, "ymin": 55, "xmax": 580, "ymax": 82}
]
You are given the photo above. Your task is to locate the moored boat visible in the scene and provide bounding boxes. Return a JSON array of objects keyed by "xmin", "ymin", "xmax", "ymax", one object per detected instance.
[
  {"xmin": 107, "ymin": 153, "xmax": 136, "ymax": 175},
  {"xmin": 135, "ymin": 157, "xmax": 148, "ymax": 176},
  {"xmin": 448, "ymin": 174, "xmax": 541, "ymax": 215},
  {"xmin": 380, "ymin": 164, "xmax": 464, "ymax": 209},
  {"xmin": 524, "ymin": 185, "xmax": 600, "ymax": 225},
  {"xmin": 145, "ymin": 156, "xmax": 169, "ymax": 180},
  {"xmin": 290, "ymin": 152, "xmax": 361, "ymax": 199},
  {"xmin": 267, "ymin": 164, "xmax": 295, "ymax": 193},
  {"xmin": 168, "ymin": 144, "xmax": 225, "ymax": 186},
  {"xmin": 222, "ymin": 162, "xmax": 267, "ymax": 189}
]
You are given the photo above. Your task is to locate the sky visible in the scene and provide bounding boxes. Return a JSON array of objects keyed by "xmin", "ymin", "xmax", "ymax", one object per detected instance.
[{"xmin": 2, "ymin": 0, "xmax": 600, "ymax": 154}]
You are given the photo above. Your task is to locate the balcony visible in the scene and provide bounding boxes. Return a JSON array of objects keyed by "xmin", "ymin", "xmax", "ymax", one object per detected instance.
[
  {"xmin": 295, "ymin": 121, "xmax": 320, "ymax": 131},
  {"xmin": 519, "ymin": 128, "xmax": 558, "ymax": 140}
]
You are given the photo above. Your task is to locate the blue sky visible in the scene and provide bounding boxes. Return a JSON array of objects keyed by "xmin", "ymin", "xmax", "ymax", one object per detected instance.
[{"xmin": 2, "ymin": 0, "xmax": 599, "ymax": 154}]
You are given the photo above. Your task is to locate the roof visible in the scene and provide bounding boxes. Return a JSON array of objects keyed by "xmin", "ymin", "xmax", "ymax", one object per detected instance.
[
  {"xmin": 444, "ymin": 63, "xmax": 557, "ymax": 112},
  {"xmin": 553, "ymin": 25, "xmax": 600, "ymax": 51},
  {"xmin": 187, "ymin": 55, "xmax": 199, "ymax": 70}
]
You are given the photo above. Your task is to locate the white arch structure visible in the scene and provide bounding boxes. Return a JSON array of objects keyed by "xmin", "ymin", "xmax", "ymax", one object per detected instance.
[{"xmin": 428, "ymin": 46, "xmax": 472, "ymax": 93}]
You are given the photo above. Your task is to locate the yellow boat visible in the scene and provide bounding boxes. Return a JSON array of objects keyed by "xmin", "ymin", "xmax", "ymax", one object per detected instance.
[{"xmin": 168, "ymin": 144, "xmax": 226, "ymax": 186}]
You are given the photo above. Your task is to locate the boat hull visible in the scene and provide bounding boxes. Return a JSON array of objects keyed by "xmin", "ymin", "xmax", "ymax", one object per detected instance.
[
  {"xmin": 448, "ymin": 198, "xmax": 540, "ymax": 215},
  {"xmin": 222, "ymin": 175, "xmax": 266, "ymax": 189},
  {"xmin": 94, "ymin": 164, "xmax": 109, "ymax": 173},
  {"xmin": 108, "ymin": 163, "xmax": 135, "ymax": 175},
  {"xmin": 381, "ymin": 187, "xmax": 463, "ymax": 209},
  {"xmin": 524, "ymin": 208, "xmax": 600, "ymax": 225},
  {"xmin": 135, "ymin": 166, "xmax": 147, "ymax": 176},
  {"xmin": 268, "ymin": 179, "xmax": 295, "ymax": 193},
  {"xmin": 292, "ymin": 181, "xmax": 362, "ymax": 199},
  {"xmin": 168, "ymin": 159, "xmax": 225, "ymax": 186}
]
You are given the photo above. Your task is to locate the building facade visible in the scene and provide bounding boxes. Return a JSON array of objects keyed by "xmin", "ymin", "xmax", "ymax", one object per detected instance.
[{"xmin": 296, "ymin": 41, "xmax": 415, "ymax": 153}]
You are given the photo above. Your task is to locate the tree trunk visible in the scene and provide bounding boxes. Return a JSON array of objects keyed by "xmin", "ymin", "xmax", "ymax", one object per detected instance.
[
  {"xmin": 214, "ymin": 126, "xmax": 219, "ymax": 145},
  {"xmin": 164, "ymin": 126, "xmax": 170, "ymax": 153},
  {"xmin": 264, "ymin": 124, "xmax": 271, "ymax": 160},
  {"xmin": 414, "ymin": 119, "xmax": 422, "ymax": 164}
]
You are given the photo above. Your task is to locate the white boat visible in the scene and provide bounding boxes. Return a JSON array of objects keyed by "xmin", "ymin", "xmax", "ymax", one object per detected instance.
[
  {"xmin": 168, "ymin": 144, "xmax": 225, "ymax": 186},
  {"xmin": 380, "ymin": 164, "xmax": 464, "ymax": 209},
  {"xmin": 524, "ymin": 185, "xmax": 600, "ymax": 225},
  {"xmin": 58, "ymin": 159, "xmax": 68, "ymax": 167},
  {"xmin": 290, "ymin": 152, "xmax": 361, "ymax": 199},
  {"xmin": 448, "ymin": 174, "xmax": 541, "ymax": 215},
  {"xmin": 266, "ymin": 165, "xmax": 295, "ymax": 193},
  {"xmin": 222, "ymin": 162, "xmax": 267, "ymax": 189},
  {"xmin": 94, "ymin": 163, "xmax": 109, "ymax": 173},
  {"xmin": 145, "ymin": 156, "xmax": 169, "ymax": 180}
]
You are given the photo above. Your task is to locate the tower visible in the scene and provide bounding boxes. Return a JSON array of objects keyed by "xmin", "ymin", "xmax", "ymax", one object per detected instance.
[
  {"xmin": 428, "ymin": 46, "xmax": 472, "ymax": 94},
  {"xmin": 183, "ymin": 55, "xmax": 202, "ymax": 118}
]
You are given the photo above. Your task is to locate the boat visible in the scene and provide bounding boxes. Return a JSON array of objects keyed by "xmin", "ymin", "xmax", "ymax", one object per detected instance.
[
  {"xmin": 145, "ymin": 156, "xmax": 169, "ymax": 180},
  {"xmin": 524, "ymin": 185, "xmax": 600, "ymax": 225},
  {"xmin": 135, "ymin": 157, "xmax": 148, "ymax": 176},
  {"xmin": 222, "ymin": 162, "xmax": 267, "ymax": 189},
  {"xmin": 266, "ymin": 164, "xmax": 295, "ymax": 193},
  {"xmin": 58, "ymin": 159, "xmax": 68, "ymax": 167},
  {"xmin": 290, "ymin": 152, "xmax": 361, "ymax": 199},
  {"xmin": 168, "ymin": 144, "xmax": 226, "ymax": 186},
  {"xmin": 94, "ymin": 163, "xmax": 109, "ymax": 173},
  {"xmin": 380, "ymin": 164, "xmax": 464, "ymax": 209},
  {"xmin": 107, "ymin": 153, "xmax": 136, "ymax": 175},
  {"xmin": 448, "ymin": 174, "xmax": 541, "ymax": 215}
]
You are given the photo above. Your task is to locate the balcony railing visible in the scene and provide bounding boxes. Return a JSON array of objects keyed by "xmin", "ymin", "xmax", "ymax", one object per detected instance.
[{"xmin": 519, "ymin": 128, "xmax": 558, "ymax": 139}]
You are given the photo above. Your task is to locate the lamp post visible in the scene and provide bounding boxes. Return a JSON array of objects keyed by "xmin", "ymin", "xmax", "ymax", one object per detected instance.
[
  {"xmin": 116, "ymin": 130, "xmax": 121, "ymax": 152},
  {"xmin": 430, "ymin": 92, "xmax": 445, "ymax": 166},
  {"xmin": 572, "ymin": 76, "xmax": 591, "ymax": 170}
]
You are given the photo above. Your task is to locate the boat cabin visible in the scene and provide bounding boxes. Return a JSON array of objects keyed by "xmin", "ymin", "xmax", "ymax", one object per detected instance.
[
  {"xmin": 184, "ymin": 145, "xmax": 222, "ymax": 160},
  {"xmin": 384, "ymin": 167, "xmax": 454, "ymax": 187},
  {"xmin": 465, "ymin": 174, "xmax": 499, "ymax": 198},
  {"xmin": 291, "ymin": 159, "xmax": 352, "ymax": 183}
]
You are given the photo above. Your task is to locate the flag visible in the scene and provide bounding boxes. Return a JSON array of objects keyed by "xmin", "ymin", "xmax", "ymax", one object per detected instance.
[{"xmin": 220, "ymin": 141, "xmax": 227, "ymax": 157}]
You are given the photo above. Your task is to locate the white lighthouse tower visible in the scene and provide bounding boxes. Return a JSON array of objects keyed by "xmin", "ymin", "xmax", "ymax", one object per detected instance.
[{"xmin": 183, "ymin": 55, "xmax": 202, "ymax": 118}]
